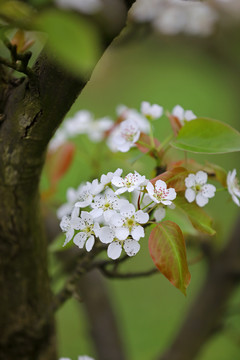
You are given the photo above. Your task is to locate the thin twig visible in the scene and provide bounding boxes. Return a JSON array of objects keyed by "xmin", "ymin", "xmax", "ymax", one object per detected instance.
[{"xmin": 100, "ymin": 266, "xmax": 159, "ymax": 279}]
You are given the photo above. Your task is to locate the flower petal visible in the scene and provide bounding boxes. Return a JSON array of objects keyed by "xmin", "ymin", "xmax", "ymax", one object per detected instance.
[
  {"xmin": 196, "ymin": 171, "xmax": 208, "ymax": 185},
  {"xmin": 107, "ymin": 241, "xmax": 122, "ymax": 259},
  {"xmin": 73, "ymin": 232, "xmax": 87, "ymax": 248},
  {"xmin": 154, "ymin": 207, "xmax": 166, "ymax": 222},
  {"xmin": 123, "ymin": 239, "xmax": 140, "ymax": 257},
  {"xmin": 86, "ymin": 236, "xmax": 95, "ymax": 252},
  {"xmin": 185, "ymin": 188, "xmax": 196, "ymax": 203},
  {"xmin": 135, "ymin": 210, "xmax": 149, "ymax": 224},
  {"xmin": 155, "ymin": 179, "xmax": 167, "ymax": 191},
  {"xmin": 201, "ymin": 184, "xmax": 216, "ymax": 198},
  {"xmin": 196, "ymin": 193, "xmax": 209, "ymax": 207},
  {"xmin": 185, "ymin": 174, "xmax": 196, "ymax": 188},
  {"xmin": 98, "ymin": 226, "xmax": 115, "ymax": 244},
  {"xmin": 115, "ymin": 227, "xmax": 129, "ymax": 240},
  {"xmin": 131, "ymin": 225, "xmax": 144, "ymax": 240}
]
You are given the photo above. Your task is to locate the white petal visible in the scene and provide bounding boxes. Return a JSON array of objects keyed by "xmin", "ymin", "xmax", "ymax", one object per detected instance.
[
  {"xmin": 201, "ymin": 184, "xmax": 216, "ymax": 198},
  {"xmin": 185, "ymin": 188, "xmax": 196, "ymax": 203},
  {"xmin": 60, "ymin": 216, "xmax": 70, "ymax": 231},
  {"xmin": 120, "ymin": 203, "xmax": 135, "ymax": 218},
  {"xmin": 172, "ymin": 105, "xmax": 184, "ymax": 120},
  {"xmin": 115, "ymin": 227, "xmax": 129, "ymax": 240},
  {"xmin": 146, "ymin": 181, "xmax": 154, "ymax": 196},
  {"xmin": 81, "ymin": 211, "xmax": 93, "ymax": 225},
  {"xmin": 107, "ymin": 242, "xmax": 122, "ymax": 259},
  {"xmin": 154, "ymin": 207, "xmax": 166, "ymax": 222},
  {"xmin": 184, "ymin": 110, "xmax": 196, "ymax": 121},
  {"xmin": 185, "ymin": 174, "xmax": 196, "ymax": 188},
  {"xmin": 232, "ymin": 194, "xmax": 240, "ymax": 206},
  {"xmin": 131, "ymin": 225, "xmax": 144, "ymax": 240},
  {"xmin": 86, "ymin": 236, "xmax": 95, "ymax": 252},
  {"xmin": 134, "ymin": 210, "xmax": 149, "ymax": 224},
  {"xmin": 98, "ymin": 226, "xmax": 115, "ymax": 244},
  {"xmin": 123, "ymin": 239, "xmax": 140, "ymax": 257},
  {"xmin": 196, "ymin": 171, "xmax": 208, "ymax": 185},
  {"xmin": 115, "ymin": 187, "xmax": 127, "ymax": 195},
  {"xmin": 166, "ymin": 188, "xmax": 177, "ymax": 201},
  {"xmin": 196, "ymin": 193, "xmax": 209, "ymax": 207},
  {"xmin": 73, "ymin": 232, "xmax": 87, "ymax": 248},
  {"xmin": 110, "ymin": 214, "xmax": 124, "ymax": 227},
  {"xmin": 155, "ymin": 179, "xmax": 167, "ymax": 191},
  {"xmin": 161, "ymin": 199, "xmax": 172, "ymax": 206},
  {"xmin": 90, "ymin": 208, "xmax": 103, "ymax": 218},
  {"xmin": 112, "ymin": 176, "xmax": 124, "ymax": 187},
  {"xmin": 103, "ymin": 209, "xmax": 116, "ymax": 223}
]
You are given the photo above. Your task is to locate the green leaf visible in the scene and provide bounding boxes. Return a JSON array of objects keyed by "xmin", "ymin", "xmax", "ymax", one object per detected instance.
[
  {"xmin": 171, "ymin": 118, "xmax": 240, "ymax": 154},
  {"xmin": 149, "ymin": 220, "xmax": 191, "ymax": 295},
  {"xmin": 174, "ymin": 193, "xmax": 216, "ymax": 236},
  {"xmin": 36, "ymin": 9, "xmax": 101, "ymax": 76},
  {"xmin": 0, "ymin": 1, "xmax": 33, "ymax": 22}
]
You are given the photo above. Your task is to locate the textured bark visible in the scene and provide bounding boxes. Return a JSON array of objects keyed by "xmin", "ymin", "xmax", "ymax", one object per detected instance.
[{"xmin": 0, "ymin": 2, "xmax": 134, "ymax": 359}]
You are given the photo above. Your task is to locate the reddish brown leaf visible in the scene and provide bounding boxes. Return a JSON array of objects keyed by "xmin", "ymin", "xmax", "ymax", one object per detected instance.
[
  {"xmin": 136, "ymin": 133, "xmax": 164, "ymax": 158},
  {"xmin": 46, "ymin": 142, "xmax": 75, "ymax": 186},
  {"xmin": 149, "ymin": 220, "xmax": 191, "ymax": 295}
]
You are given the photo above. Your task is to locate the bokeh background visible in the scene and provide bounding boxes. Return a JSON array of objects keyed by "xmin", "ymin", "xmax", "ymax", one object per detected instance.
[{"xmin": 47, "ymin": 34, "xmax": 240, "ymax": 359}]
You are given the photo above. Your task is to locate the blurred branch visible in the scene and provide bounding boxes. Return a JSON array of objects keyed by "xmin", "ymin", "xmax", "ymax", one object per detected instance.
[
  {"xmin": 158, "ymin": 215, "xmax": 240, "ymax": 360},
  {"xmin": 100, "ymin": 266, "xmax": 159, "ymax": 279}
]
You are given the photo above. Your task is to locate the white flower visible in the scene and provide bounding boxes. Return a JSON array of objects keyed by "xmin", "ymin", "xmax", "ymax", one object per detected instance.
[
  {"xmin": 112, "ymin": 171, "xmax": 146, "ymax": 195},
  {"xmin": 140, "ymin": 101, "xmax": 163, "ymax": 119},
  {"xmin": 146, "ymin": 180, "xmax": 176, "ymax": 205},
  {"xmin": 64, "ymin": 110, "xmax": 93, "ymax": 137},
  {"xmin": 100, "ymin": 168, "xmax": 123, "ymax": 187},
  {"xmin": 56, "ymin": 0, "xmax": 101, "ymax": 14},
  {"xmin": 73, "ymin": 212, "xmax": 100, "ymax": 251},
  {"xmin": 98, "ymin": 226, "xmax": 141, "ymax": 259},
  {"xmin": 117, "ymin": 105, "xmax": 150, "ymax": 133},
  {"xmin": 78, "ymin": 356, "xmax": 95, "ymax": 360},
  {"xmin": 110, "ymin": 203, "xmax": 149, "ymax": 241},
  {"xmin": 227, "ymin": 169, "xmax": 240, "ymax": 206},
  {"xmin": 87, "ymin": 117, "xmax": 113, "ymax": 143},
  {"xmin": 75, "ymin": 179, "xmax": 104, "ymax": 208},
  {"xmin": 185, "ymin": 171, "xmax": 216, "ymax": 207},
  {"xmin": 114, "ymin": 118, "xmax": 140, "ymax": 152},
  {"xmin": 90, "ymin": 189, "xmax": 129, "ymax": 222},
  {"xmin": 60, "ymin": 207, "xmax": 83, "ymax": 246},
  {"xmin": 172, "ymin": 105, "xmax": 197, "ymax": 126},
  {"xmin": 57, "ymin": 185, "xmax": 85, "ymax": 219}
]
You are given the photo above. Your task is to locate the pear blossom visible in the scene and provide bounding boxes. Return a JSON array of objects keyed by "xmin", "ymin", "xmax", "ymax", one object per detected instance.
[
  {"xmin": 172, "ymin": 105, "xmax": 197, "ymax": 126},
  {"xmin": 64, "ymin": 110, "xmax": 93, "ymax": 137},
  {"xmin": 57, "ymin": 185, "xmax": 85, "ymax": 219},
  {"xmin": 56, "ymin": 0, "xmax": 101, "ymax": 14},
  {"xmin": 141, "ymin": 101, "xmax": 163, "ymax": 120},
  {"xmin": 154, "ymin": 206, "xmax": 166, "ymax": 222},
  {"xmin": 87, "ymin": 117, "xmax": 113, "ymax": 143},
  {"xmin": 73, "ymin": 212, "xmax": 100, "ymax": 252},
  {"xmin": 116, "ymin": 105, "xmax": 150, "ymax": 133},
  {"xmin": 59, "ymin": 356, "xmax": 95, "ymax": 360},
  {"xmin": 110, "ymin": 203, "xmax": 149, "ymax": 241},
  {"xmin": 98, "ymin": 226, "xmax": 141, "ymax": 259},
  {"xmin": 90, "ymin": 189, "xmax": 129, "ymax": 222},
  {"xmin": 146, "ymin": 180, "xmax": 176, "ymax": 205},
  {"xmin": 113, "ymin": 118, "xmax": 140, "ymax": 152},
  {"xmin": 75, "ymin": 179, "xmax": 104, "ymax": 208},
  {"xmin": 60, "ymin": 207, "xmax": 83, "ymax": 246},
  {"xmin": 227, "ymin": 169, "xmax": 240, "ymax": 206},
  {"xmin": 112, "ymin": 171, "xmax": 146, "ymax": 195},
  {"xmin": 100, "ymin": 168, "xmax": 123, "ymax": 187},
  {"xmin": 185, "ymin": 171, "xmax": 216, "ymax": 207}
]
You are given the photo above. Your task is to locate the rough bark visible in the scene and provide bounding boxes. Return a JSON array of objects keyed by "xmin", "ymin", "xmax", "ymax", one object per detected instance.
[{"xmin": 0, "ymin": 2, "xmax": 135, "ymax": 359}]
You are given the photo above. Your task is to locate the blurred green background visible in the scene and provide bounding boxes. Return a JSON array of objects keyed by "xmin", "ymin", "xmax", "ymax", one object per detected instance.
[{"xmin": 49, "ymin": 35, "xmax": 240, "ymax": 360}]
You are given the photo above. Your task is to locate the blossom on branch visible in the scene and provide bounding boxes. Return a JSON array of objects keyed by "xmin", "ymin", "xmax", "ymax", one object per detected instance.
[
  {"xmin": 227, "ymin": 169, "xmax": 240, "ymax": 206},
  {"xmin": 172, "ymin": 105, "xmax": 196, "ymax": 126},
  {"xmin": 112, "ymin": 171, "xmax": 146, "ymax": 195},
  {"xmin": 140, "ymin": 101, "xmax": 163, "ymax": 120},
  {"xmin": 185, "ymin": 171, "xmax": 216, "ymax": 207},
  {"xmin": 146, "ymin": 180, "xmax": 176, "ymax": 205}
]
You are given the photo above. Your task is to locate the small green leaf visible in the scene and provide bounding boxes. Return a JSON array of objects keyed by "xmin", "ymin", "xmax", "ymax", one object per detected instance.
[
  {"xmin": 149, "ymin": 220, "xmax": 191, "ymax": 295},
  {"xmin": 171, "ymin": 118, "xmax": 240, "ymax": 154},
  {"xmin": 36, "ymin": 9, "xmax": 101, "ymax": 76},
  {"xmin": 174, "ymin": 193, "xmax": 216, "ymax": 236}
]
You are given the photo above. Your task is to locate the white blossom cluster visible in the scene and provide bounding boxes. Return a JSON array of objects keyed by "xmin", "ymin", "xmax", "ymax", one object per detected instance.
[
  {"xmin": 227, "ymin": 169, "xmax": 240, "ymax": 206},
  {"xmin": 56, "ymin": 0, "xmax": 102, "ymax": 14},
  {"xmin": 59, "ymin": 168, "xmax": 177, "ymax": 259},
  {"xmin": 130, "ymin": 0, "xmax": 219, "ymax": 36},
  {"xmin": 49, "ymin": 102, "xmax": 197, "ymax": 154},
  {"xmin": 49, "ymin": 110, "xmax": 113, "ymax": 152}
]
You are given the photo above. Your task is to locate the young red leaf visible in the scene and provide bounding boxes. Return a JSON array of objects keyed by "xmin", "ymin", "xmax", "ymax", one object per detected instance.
[
  {"xmin": 136, "ymin": 133, "xmax": 163, "ymax": 158},
  {"xmin": 174, "ymin": 193, "xmax": 216, "ymax": 235},
  {"xmin": 149, "ymin": 220, "xmax": 191, "ymax": 295},
  {"xmin": 46, "ymin": 142, "xmax": 76, "ymax": 186},
  {"xmin": 151, "ymin": 167, "xmax": 188, "ymax": 192}
]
